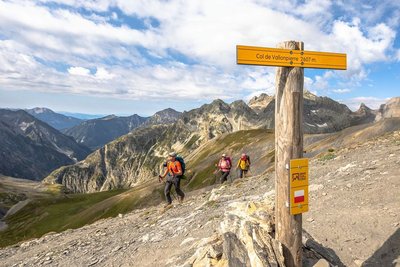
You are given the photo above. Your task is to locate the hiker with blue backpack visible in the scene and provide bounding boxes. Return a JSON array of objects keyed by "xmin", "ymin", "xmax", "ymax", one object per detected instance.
[{"xmin": 159, "ymin": 152, "xmax": 185, "ymax": 207}]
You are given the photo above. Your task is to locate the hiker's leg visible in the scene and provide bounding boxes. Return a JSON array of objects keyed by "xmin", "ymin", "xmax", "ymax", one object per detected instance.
[
  {"xmin": 174, "ymin": 176, "xmax": 185, "ymax": 198},
  {"xmin": 164, "ymin": 181, "xmax": 172, "ymax": 204},
  {"xmin": 221, "ymin": 171, "xmax": 229, "ymax": 183},
  {"xmin": 220, "ymin": 171, "xmax": 226, "ymax": 183},
  {"xmin": 225, "ymin": 171, "xmax": 230, "ymax": 182},
  {"xmin": 243, "ymin": 170, "xmax": 248, "ymax": 178},
  {"xmin": 239, "ymin": 169, "xmax": 244, "ymax": 178}
]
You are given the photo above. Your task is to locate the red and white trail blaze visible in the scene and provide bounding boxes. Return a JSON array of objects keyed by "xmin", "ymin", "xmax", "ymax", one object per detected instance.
[{"xmin": 294, "ymin": 189, "xmax": 305, "ymax": 203}]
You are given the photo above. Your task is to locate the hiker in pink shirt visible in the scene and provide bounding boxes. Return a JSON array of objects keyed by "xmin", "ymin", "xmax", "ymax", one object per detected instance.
[{"xmin": 216, "ymin": 153, "xmax": 232, "ymax": 184}]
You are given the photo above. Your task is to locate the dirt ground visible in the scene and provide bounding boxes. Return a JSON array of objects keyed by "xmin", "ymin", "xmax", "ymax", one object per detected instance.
[{"xmin": 304, "ymin": 131, "xmax": 400, "ymax": 266}]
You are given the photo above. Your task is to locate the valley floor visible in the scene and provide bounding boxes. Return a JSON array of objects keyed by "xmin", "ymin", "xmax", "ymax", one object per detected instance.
[{"xmin": 0, "ymin": 131, "xmax": 399, "ymax": 267}]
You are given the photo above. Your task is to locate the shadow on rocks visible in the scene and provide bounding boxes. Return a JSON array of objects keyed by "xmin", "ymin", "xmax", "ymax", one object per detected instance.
[
  {"xmin": 302, "ymin": 230, "xmax": 346, "ymax": 267},
  {"xmin": 362, "ymin": 228, "xmax": 400, "ymax": 267}
]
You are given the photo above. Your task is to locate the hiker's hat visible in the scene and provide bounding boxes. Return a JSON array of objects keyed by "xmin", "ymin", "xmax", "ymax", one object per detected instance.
[
  {"xmin": 222, "ymin": 153, "xmax": 226, "ymax": 157},
  {"xmin": 169, "ymin": 152, "xmax": 177, "ymax": 157},
  {"xmin": 241, "ymin": 153, "xmax": 246, "ymax": 157}
]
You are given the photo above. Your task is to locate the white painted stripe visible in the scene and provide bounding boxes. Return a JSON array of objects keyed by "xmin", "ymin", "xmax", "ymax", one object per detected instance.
[{"xmin": 294, "ymin": 189, "xmax": 304, "ymax": 197}]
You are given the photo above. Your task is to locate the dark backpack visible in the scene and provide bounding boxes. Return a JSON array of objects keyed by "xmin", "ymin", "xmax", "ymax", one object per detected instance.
[
  {"xmin": 226, "ymin": 157, "xmax": 232, "ymax": 169},
  {"xmin": 176, "ymin": 156, "xmax": 186, "ymax": 175}
]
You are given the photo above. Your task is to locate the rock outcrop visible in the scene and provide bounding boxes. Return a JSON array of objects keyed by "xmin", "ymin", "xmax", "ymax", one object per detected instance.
[
  {"xmin": 351, "ymin": 103, "xmax": 377, "ymax": 125},
  {"xmin": 248, "ymin": 93, "xmax": 274, "ymax": 114},
  {"xmin": 376, "ymin": 97, "xmax": 400, "ymax": 121},
  {"xmin": 45, "ymin": 125, "xmax": 170, "ymax": 192},
  {"xmin": 185, "ymin": 191, "xmax": 285, "ymax": 267}
]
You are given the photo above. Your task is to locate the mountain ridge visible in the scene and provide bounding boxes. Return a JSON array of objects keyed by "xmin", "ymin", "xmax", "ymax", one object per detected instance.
[
  {"xmin": 25, "ymin": 107, "xmax": 82, "ymax": 130},
  {"xmin": 43, "ymin": 93, "xmax": 400, "ymax": 193},
  {"xmin": 63, "ymin": 108, "xmax": 182, "ymax": 150},
  {"xmin": 0, "ymin": 109, "xmax": 91, "ymax": 180}
]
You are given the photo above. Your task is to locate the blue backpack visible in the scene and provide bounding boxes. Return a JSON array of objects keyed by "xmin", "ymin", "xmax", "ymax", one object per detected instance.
[{"xmin": 176, "ymin": 156, "xmax": 186, "ymax": 175}]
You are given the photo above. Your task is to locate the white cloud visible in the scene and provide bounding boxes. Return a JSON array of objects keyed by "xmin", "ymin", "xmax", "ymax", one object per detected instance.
[
  {"xmin": 333, "ymin": 88, "xmax": 350, "ymax": 94},
  {"xmin": 95, "ymin": 67, "xmax": 115, "ymax": 80},
  {"xmin": 340, "ymin": 96, "xmax": 389, "ymax": 111},
  {"xmin": 68, "ymin": 66, "xmax": 91, "ymax": 76},
  {"xmin": 240, "ymin": 69, "xmax": 275, "ymax": 93},
  {"xmin": 0, "ymin": 0, "xmax": 398, "ymax": 103},
  {"xmin": 0, "ymin": 40, "xmax": 243, "ymax": 101}
]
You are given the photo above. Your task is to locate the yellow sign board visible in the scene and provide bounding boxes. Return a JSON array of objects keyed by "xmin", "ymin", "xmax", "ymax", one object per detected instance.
[
  {"xmin": 237, "ymin": 45, "xmax": 347, "ymax": 70},
  {"xmin": 290, "ymin": 158, "xmax": 309, "ymax": 215}
]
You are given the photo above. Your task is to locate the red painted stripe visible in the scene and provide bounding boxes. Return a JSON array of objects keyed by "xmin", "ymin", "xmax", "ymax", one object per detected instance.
[{"xmin": 294, "ymin": 195, "xmax": 304, "ymax": 203}]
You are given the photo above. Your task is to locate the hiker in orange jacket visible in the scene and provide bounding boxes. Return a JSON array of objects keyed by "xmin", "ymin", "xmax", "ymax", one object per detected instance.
[{"xmin": 159, "ymin": 152, "xmax": 185, "ymax": 206}]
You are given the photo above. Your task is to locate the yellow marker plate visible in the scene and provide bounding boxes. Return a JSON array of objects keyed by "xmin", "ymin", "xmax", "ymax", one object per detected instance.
[{"xmin": 237, "ymin": 45, "xmax": 347, "ymax": 70}]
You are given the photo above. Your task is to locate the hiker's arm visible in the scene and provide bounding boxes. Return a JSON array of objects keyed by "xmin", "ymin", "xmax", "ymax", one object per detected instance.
[
  {"xmin": 160, "ymin": 168, "xmax": 169, "ymax": 179},
  {"xmin": 175, "ymin": 162, "xmax": 183, "ymax": 176}
]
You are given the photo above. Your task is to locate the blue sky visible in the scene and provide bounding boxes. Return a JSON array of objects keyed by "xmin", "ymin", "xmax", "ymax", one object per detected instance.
[{"xmin": 0, "ymin": 0, "xmax": 399, "ymax": 116}]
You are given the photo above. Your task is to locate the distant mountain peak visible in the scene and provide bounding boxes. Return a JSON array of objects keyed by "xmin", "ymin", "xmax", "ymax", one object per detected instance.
[
  {"xmin": 358, "ymin": 103, "xmax": 371, "ymax": 111},
  {"xmin": 29, "ymin": 107, "xmax": 54, "ymax": 114},
  {"xmin": 204, "ymin": 99, "xmax": 230, "ymax": 112},
  {"xmin": 230, "ymin": 99, "xmax": 247, "ymax": 107},
  {"xmin": 25, "ymin": 108, "xmax": 82, "ymax": 130},
  {"xmin": 248, "ymin": 93, "xmax": 270, "ymax": 102},
  {"xmin": 146, "ymin": 108, "xmax": 182, "ymax": 126},
  {"xmin": 248, "ymin": 93, "xmax": 274, "ymax": 114},
  {"xmin": 101, "ymin": 115, "xmax": 117, "ymax": 120},
  {"xmin": 154, "ymin": 108, "xmax": 180, "ymax": 116},
  {"xmin": 303, "ymin": 89, "xmax": 317, "ymax": 100}
]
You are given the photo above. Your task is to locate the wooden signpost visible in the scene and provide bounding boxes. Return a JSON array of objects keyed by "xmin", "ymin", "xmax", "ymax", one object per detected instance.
[{"xmin": 236, "ymin": 41, "xmax": 346, "ymax": 267}]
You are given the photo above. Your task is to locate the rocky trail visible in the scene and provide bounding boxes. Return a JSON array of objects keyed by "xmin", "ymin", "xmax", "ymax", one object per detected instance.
[{"xmin": 0, "ymin": 131, "xmax": 399, "ymax": 267}]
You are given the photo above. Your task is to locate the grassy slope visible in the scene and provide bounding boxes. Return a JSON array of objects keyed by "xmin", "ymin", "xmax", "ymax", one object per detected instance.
[
  {"xmin": 185, "ymin": 129, "xmax": 274, "ymax": 190},
  {"xmin": 1, "ymin": 118, "xmax": 399, "ymax": 248},
  {"xmin": 0, "ymin": 179, "xmax": 164, "ymax": 248}
]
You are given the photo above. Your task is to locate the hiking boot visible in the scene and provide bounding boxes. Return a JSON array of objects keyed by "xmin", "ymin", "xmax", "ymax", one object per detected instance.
[
  {"xmin": 164, "ymin": 203, "xmax": 172, "ymax": 208},
  {"xmin": 179, "ymin": 195, "xmax": 185, "ymax": 203}
]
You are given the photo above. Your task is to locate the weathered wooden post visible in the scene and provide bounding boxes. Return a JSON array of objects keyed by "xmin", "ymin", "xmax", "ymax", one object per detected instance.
[
  {"xmin": 236, "ymin": 41, "xmax": 346, "ymax": 267},
  {"xmin": 274, "ymin": 41, "xmax": 304, "ymax": 267}
]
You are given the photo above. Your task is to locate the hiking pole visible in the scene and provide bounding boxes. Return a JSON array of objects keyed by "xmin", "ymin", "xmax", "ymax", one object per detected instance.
[
  {"xmin": 213, "ymin": 168, "xmax": 220, "ymax": 185},
  {"xmin": 164, "ymin": 180, "xmax": 178, "ymax": 201},
  {"xmin": 159, "ymin": 176, "xmax": 178, "ymax": 201}
]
